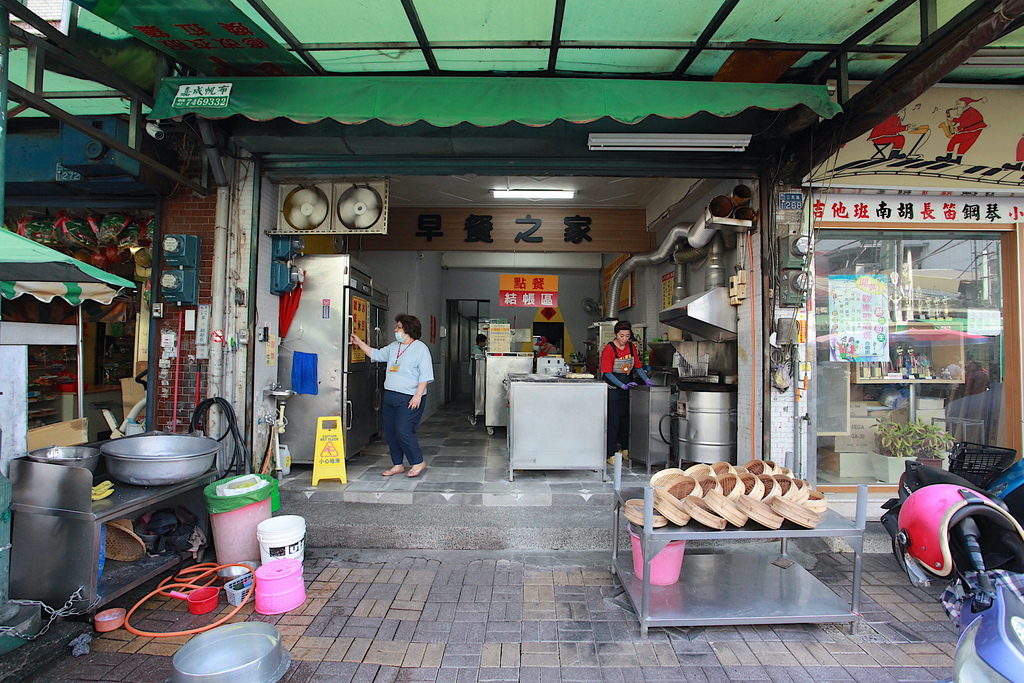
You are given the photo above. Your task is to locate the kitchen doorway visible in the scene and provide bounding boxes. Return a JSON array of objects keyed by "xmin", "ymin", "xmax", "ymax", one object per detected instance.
[{"xmin": 445, "ymin": 299, "xmax": 490, "ymax": 403}]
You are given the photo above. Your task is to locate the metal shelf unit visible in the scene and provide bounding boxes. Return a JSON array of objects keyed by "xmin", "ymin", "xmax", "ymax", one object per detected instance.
[
  {"xmin": 611, "ymin": 464, "xmax": 867, "ymax": 636},
  {"xmin": 10, "ymin": 458, "xmax": 215, "ymax": 612}
]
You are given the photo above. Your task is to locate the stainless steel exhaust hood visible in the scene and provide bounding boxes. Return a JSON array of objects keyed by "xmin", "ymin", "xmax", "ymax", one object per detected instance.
[{"xmin": 658, "ymin": 287, "xmax": 737, "ymax": 342}]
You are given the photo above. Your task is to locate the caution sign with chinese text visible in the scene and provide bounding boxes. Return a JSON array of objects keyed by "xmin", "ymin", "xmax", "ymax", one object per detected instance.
[{"xmin": 312, "ymin": 416, "xmax": 347, "ymax": 485}]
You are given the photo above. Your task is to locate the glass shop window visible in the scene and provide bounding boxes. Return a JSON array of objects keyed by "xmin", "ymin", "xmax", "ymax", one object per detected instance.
[{"xmin": 813, "ymin": 230, "xmax": 1007, "ymax": 484}]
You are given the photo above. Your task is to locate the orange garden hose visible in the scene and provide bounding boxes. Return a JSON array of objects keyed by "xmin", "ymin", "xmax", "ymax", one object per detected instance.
[{"xmin": 123, "ymin": 562, "xmax": 257, "ymax": 638}]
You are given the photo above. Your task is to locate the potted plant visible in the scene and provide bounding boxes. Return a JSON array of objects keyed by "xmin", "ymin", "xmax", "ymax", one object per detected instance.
[{"xmin": 874, "ymin": 419, "xmax": 955, "ymax": 479}]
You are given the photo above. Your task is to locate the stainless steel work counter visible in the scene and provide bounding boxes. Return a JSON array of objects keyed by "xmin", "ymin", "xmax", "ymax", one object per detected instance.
[{"xmin": 506, "ymin": 373, "xmax": 607, "ymax": 481}]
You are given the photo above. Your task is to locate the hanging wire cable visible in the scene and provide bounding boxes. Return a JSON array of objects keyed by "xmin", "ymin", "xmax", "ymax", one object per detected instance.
[{"xmin": 190, "ymin": 397, "xmax": 250, "ymax": 476}]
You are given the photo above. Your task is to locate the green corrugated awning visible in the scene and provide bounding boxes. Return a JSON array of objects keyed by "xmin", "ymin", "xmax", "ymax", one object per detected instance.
[
  {"xmin": 150, "ymin": 76, "xmax": 841, "ymax": 127},
  {"xmin": 0, "ymin": 230, "xmax": 135, "ymax": 305}
]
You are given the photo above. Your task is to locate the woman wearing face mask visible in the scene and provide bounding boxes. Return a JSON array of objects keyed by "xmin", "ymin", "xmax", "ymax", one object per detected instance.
[
  {"xmin": 349, "ymin": 313, "xmax": 434, "ymax": 477},
  {"xmin": 601, "ymin": 320, "xmax": 652, "ymax": 462}
]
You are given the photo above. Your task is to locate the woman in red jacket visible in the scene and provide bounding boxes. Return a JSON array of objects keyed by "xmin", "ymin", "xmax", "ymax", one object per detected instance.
[{"xmin": 600, "ymin": 320, "xmax": 652, "ymax": 461}]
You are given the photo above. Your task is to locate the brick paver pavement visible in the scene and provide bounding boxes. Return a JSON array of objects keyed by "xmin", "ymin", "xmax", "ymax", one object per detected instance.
[{"xmin": 25, "ymin": 549, "xmax": 957, "ymax": 683}]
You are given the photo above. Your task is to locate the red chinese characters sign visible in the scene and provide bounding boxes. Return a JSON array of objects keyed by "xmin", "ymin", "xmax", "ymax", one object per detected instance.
[
  {"xmin": 813, "ymin": 194, "xmax": 1024, "ymax": 223},
  {"xmin": 498, "ymin": 274, "xmax": 559, "ymax": 308},
  {"xmin": 71, "ymin": 0, "xmax": 310, "ymax": 77}
]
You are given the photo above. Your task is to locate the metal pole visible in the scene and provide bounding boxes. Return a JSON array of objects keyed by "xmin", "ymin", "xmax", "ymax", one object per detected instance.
[
  {"xmin": 0, "ymin": 10, "xmax": 9, "ymax": 217},
  {"xmin": 76, "ymin": 307, "xmax": 84, "ymax": 420}
]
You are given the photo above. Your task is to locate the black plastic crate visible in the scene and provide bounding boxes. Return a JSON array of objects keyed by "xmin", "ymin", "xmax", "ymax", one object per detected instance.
[{"xmin": 946, "ymin": 442, "xmax": 1017, "ymax": 487}]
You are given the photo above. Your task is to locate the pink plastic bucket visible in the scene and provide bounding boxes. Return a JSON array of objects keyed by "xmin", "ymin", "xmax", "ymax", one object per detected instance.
[
  {"xmin": 630, "ymin": 530, "xmax": 686, "ymax": 585},
  {"xmin": 210, "ymin": 497, "xmax": 272, "ymax": 566},
  {"xmin": 254, "ymin": 559, "xmax": 306, "ymax": 615}
]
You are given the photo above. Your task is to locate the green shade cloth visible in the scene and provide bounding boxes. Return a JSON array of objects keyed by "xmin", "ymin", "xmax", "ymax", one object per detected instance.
[
  {"xmin": 0, "ymin": 229, "xmax": 135, "ymax": 305},
  {"xmin": 150, "ymin": 76, "xmax": 841, "ymax": 127}
]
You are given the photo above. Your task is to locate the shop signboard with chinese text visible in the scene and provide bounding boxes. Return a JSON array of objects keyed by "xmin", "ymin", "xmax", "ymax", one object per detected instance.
[
  {"xmin": 498, "ymin": 275, "xmax": 558, "ymax": 308},
  {"xmin": 813, "ymin": 194, "xmax": 1024, "ymax": 224},
  {"xmin": 354, "ymin": 208, "xmax": 650, "ymax": 253}
]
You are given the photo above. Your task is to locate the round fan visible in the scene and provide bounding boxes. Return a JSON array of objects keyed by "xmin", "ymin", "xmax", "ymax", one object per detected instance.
[
  {"xmin": 282, "ymin": 186, "xmax": 329, "ymax": 231},
  {"xmin": 581, "ymin": 297, "xmax": 601, "ymax": 316},
  {"xmin": 336, "ymin": 184, "xmax": 383, "ymax": 230}
]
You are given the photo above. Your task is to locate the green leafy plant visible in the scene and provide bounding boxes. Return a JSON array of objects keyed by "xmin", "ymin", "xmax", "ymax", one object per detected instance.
[{"xmin": 875, "ymin": 419, "xmax": 955, "ymax": 459}]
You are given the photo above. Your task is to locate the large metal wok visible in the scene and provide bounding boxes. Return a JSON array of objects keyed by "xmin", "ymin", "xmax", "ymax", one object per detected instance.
[{"xmin": 100, "ymin": 433, "xmax": 219, "ymax": 486}]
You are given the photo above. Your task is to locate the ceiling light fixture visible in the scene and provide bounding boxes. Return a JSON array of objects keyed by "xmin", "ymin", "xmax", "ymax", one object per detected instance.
[
  {"xmin": 491, "ymin": 189, "xmax": 576, "ymax": 199},
  {"xmin": 587, "ymin": 133, "xmax": 752, "ymax": 152}
]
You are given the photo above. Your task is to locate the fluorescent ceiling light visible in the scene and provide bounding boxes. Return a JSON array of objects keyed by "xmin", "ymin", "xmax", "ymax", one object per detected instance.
[
  {"xmin": 491, "ymin": 189, "xmax": 576, "ymax": 199},
  {"xmin": 962, "ymin": 54, "xmax": 1024, "ymax": 68},
  {"xmin": 587, "ymin": 133, "xmax": 752, "ymax": 152}
]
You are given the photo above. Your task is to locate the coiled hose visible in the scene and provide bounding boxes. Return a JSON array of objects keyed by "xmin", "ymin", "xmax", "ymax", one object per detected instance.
[
  {"xmin": 123, "ymin": 563, "xmax": 257, "ymax": 637},
  {"xmin": 190, "ymin": 397, "xmax": 250, "ymax": 477}
]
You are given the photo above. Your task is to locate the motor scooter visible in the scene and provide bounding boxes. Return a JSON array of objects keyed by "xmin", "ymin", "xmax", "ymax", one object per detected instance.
[{"xmin": 894, "ymin": 485, "xmax": 1024, "ymax": 683}]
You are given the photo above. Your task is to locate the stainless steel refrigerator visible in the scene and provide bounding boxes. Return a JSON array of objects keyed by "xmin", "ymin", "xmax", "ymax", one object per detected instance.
[{"xmin": 278, "ymin": 255, "xmax": 388, "ymax": 464}]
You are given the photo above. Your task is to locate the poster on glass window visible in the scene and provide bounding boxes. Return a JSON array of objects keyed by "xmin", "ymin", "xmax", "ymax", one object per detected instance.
[{"xmin": 827, "ymin": 274, "xmax": 890, "ymax": 362}]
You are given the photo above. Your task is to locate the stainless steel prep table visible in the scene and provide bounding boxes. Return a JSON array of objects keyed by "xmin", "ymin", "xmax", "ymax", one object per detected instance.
[
  {"xmin": 9, "ymin": 458, "xmax": 215, "ymax": 612},
  {"xmin": 483, "ymin": 353, "xmax": 534, "ymax": 435},
  {"xmin": 507, "ymin": 373, "xmax": 607, "ymax": 481},
  {"xmin": 610, "ymin": 459, "xmax": 867, "ymax": 636}
]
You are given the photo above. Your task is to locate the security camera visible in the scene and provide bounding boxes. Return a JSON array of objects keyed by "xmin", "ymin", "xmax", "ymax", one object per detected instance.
[{"xmin": 145, "ymin": 122, "xmax": 165, "ymax": 140}]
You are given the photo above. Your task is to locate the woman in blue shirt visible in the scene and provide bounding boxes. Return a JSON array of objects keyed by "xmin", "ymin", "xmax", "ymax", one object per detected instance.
[{"xmin": 350, "ymin": 314, "xmax": 434, "ymax": 477}]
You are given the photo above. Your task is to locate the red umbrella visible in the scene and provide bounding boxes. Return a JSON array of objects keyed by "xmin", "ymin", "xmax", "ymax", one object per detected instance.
[{"xmin": 279, "ymin": 282, "xmax": 303, "ymax": 339}]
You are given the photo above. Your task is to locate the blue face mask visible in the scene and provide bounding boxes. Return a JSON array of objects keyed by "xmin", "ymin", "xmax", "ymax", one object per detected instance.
[{"xmin": 395, "ymin": 331, "xmax": 406, "ymax": 343}]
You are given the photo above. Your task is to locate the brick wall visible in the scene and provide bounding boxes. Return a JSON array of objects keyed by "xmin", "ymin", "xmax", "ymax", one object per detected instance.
[{"xmin": 153, "ymin": 192, "xmax": 217, "ymax": 431}]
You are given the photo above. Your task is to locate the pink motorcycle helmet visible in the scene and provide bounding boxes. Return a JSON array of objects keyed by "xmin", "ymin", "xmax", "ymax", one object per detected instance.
[{"xmin": 897, "ymin": 484, "xmax": 1024, "ymax": 579}]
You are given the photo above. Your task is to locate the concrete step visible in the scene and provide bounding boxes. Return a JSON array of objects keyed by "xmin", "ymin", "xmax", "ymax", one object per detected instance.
[{"xmin": 286, "ymin": 499, "xmax": 895, "ymax": 553}]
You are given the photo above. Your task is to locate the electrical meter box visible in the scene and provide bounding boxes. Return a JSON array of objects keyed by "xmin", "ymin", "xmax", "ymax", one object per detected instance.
[
  {"xmin": 161, "ymin": 269, "xmax": 199, "ymax": 305},
  {"xmin": 163, "ymin": 234, "xmax": 200, "ymax": 269},
  {"xmin": 780, "ymin": 234, "xmax": 811, "ymax": 269},
  {"xmin": 271, "ymin": 236, "xmax": 304, "ymax": 261},
  {"xmin": 779, "ymin": 269, "xmax": 810, "ymax": 307},
  {"xmin": 270, "ymin": 261, "xmax": 299, "ymax": 295}
]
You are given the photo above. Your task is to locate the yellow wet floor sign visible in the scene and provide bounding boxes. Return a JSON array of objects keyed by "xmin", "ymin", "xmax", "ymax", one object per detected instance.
[{"xmin": 312, "ymin": 416, "xmax": 347, "ymax": 485}]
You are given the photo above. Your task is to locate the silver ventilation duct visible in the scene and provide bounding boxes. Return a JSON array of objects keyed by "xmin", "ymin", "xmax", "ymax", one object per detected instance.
[
  {"xmin": 659, "ymin": 234, "xmax": 737, "ymax": 342},
  {"xmin": 604, "ymin": 222, "xmax": 691, "ymax": 319}
]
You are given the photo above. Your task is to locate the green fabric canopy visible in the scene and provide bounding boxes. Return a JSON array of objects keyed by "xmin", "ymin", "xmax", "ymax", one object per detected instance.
[
  {"xmin": 0, "ymin": 229, "xmax": 135, "ymax": 305},
  {"xmin": 150, "ymin": 76, "xmax": 841, "ymax": 127}
]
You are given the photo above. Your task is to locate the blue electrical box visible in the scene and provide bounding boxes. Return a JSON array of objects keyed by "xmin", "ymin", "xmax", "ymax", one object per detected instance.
[
  {"xmin": 161, "ymin": 269, "xmax": 199, "ymax": 305},
  {"xmin": 163, "ymin": 234, "xmax": 200, "ymax": 269},
  {"xmin": 271, "ymin": 236, "xmax": 303, "ymax": 261},
  {"xmin": 270, "ymin": 261, "xmax": 299, "ymax": 295}
]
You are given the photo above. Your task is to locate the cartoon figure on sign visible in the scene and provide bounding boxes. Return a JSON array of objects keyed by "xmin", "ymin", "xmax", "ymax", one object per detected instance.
[
  {"xmin": 936, "ymin": 97, "xmax": 988, "ymax": 163},
  {"xmin": 1002, "ymin": 133, "xmax": 1024, "ymax": 171},
  {"xmin": 869, "ymin": 109, "xmax": 926, "ymax": 159}
]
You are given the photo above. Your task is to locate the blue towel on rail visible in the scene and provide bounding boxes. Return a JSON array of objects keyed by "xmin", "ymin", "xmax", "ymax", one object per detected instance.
[{"xmin": 292, "ymin": 351, "xmax": 319, "ymax": 395}]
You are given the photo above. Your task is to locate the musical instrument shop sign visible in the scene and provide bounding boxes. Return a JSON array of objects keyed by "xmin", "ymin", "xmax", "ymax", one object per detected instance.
[
  {"xmin": 812, "ymin": 193, "xmax": 1024, "ymax": 224},
  {"xmin": 811, "ymin": 85, "xmax": 1024, "ymax": 192}
]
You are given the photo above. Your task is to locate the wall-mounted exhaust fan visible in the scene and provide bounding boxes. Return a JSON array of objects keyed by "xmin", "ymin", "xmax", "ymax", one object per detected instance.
[{"xmin": 272, "ymin": 179, "xmax": 389, "ymax": 235}]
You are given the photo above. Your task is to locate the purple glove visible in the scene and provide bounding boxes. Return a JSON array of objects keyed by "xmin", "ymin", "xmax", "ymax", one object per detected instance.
[
  {"xmin": 622, "ymin": 382, "xmax": 637, "ymax": 390},
  {"xmin": 644, "ymin": 379, "xmax": 654, "ymax": 387}
]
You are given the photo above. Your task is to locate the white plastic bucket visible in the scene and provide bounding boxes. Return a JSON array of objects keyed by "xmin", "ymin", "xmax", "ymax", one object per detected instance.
[{"xmin": 256, "ymin": 515, "xmax": 306, "ymax": 565}]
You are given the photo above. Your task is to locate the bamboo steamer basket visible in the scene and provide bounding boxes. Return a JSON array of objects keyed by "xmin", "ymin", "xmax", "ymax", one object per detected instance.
[
  {"xmin": 711, "ymin": 461, "xmax": 735, "ymax": 476},
  {"xmin": 651, "ymin": 472, "xmax": 691, "ymax": 494},
  {"xmin": 703, "ymin": 488, "xmax": 748, "ymax": 527},
  {"xmin": 732, "ymin": 465, "xmax": 749, "ymax": 475},
  {"xmin": 105, "ymin": 518, "xmax": 146, "ymax": 562},
  {"xmin": 772, "ymin": 475, "xmax": 810, "ymax": 504},
  {"xmin": 650, "ymin": 468, "xmax": 687, "ymax": 488},
  {"xmin": 744, "ymin": 460, "xmax": 775, "ymax": 476},
  {"xmin": 623, "ymin": 499, "xmax": 668, "ymax": 528},
  {"xmin": 679, "ymin": 496, "xmax": 727, "ymax": 530},
  {"xmin": 665, "ymin": 476, "xmax": 698, "ymax": 500},
  {"xmin": 717, "ymin": 472, "xmax": 743, "ymax": 501},
  {"xmin": 735, "ymin": 471, "xmax": 764, "ymax": 500},
  {"xmin": 756, "ymin": 474, "xmax": 779, "ymax": 501},
  {"xmin": 771, "ymin": 496, "xmax": 822, "ymax": 529},
  {"xmin": 735, "ymin": 496, "xmax": 784, "ymax": 530},
  {"xmin": 777, "ymin": 466, "xmax": 793, "ymax": 476},
  {"xmin": 692, "ymin": 475, "xmax": 722, "ymax": 498},
  {"xmin": 653, "ymin": 488, "xmax": 692, "ymax": 527},
  {"xmin": 804, "ymin": 490, "xmax": 828, "ymax": 515},
  {"xmin": 682, "ymin": 463, "xmax": 713, "ymax": 478}
]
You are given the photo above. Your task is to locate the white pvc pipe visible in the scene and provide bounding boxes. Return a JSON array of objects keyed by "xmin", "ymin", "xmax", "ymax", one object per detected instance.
[{"xmin": 208, "ymin": 186, "xmax": 230, "ymax": 438}]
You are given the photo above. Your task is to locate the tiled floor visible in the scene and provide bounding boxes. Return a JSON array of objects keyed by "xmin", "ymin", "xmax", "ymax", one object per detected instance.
[
  {"xmin": 22, "ymin": 398, "xmax": 959, "ymax": 682},
  {"xmin": 277, "ymin": 398, "xmax": 650, "ymax": 507},
  {"xmin": 30, "ymin": 549, "xmax": 956, "ymax": 683}
]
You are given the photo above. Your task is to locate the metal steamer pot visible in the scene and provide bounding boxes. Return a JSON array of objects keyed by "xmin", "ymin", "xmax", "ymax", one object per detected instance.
[{"xmin": 100, "ymin": 433, "xmax": 219, "ymax": 486}]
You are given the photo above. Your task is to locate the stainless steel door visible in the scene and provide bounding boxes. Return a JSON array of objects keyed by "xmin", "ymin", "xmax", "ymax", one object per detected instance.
[{"xmin": 278, "ymin": 255, "xmax": 347, "ymax": 464}]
